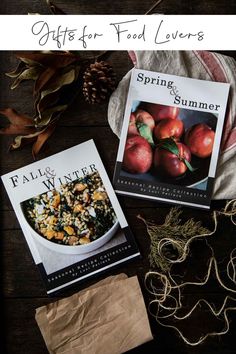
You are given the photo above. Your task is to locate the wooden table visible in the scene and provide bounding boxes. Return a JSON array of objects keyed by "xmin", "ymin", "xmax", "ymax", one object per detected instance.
[{"xmin": 1, "ymin": 1, "xmax": 236, "ymax": 353}]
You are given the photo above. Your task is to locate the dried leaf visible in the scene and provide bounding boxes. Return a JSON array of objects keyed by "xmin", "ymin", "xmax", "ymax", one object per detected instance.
[
  {"xmin": 36, "ymin": 90, "xmax": 61, "ymax": 115},
  {"xmin": 10, "ymin": 66, "xmax": 43, "ymax": 90},
  {"xmin": 34, "ymin": 66, "xmax": 57, "ymax": 95},
  {"xmin": 45, "ymin": 0, "xmax": 66, "ymax": 14},
  {"xmin": 34, "ymin": 67, "xmax": 78, "ymax": 126},
  {"xmin": 0, "ymin": 108, "xmax": 33, "ymax": 126},
  {"xmin": 0, "ymin": 124, "xmax": 35, "ymax": 135},
  {"xmin": 35, "ymin": 104, "xmax": 68, "ymax": 127},
  {"xmin": 32, "ymin": 123, "xmax": 57, "ymax": 158},
  {"xmin": 6, "ymin": 61, "xmax": 26, "ymax": 78},
  {"xmin": 0, "ymin": 109, "xmax": 35, "ymax": 135},
  {"xmin": 4, "ymin": 49, "xmax": 85, "ymax": 158},
  {"xmin": 34, "ymin": 66, "xmax": 80, "ymax": 127},
  {"xmin": 40, "ymin": 68, "xmax": 76, "ymax": 99},
  {"xmin": 16, "ymin": 52, "xmax": 80, "ymax": 68},
  {"xmin": 9, "ymin": 135, "xmax": 37, "ymax": 151},
  {"xmin": 18, "ymin": 57, "xmax": 43, "ymax": 67},
  {"xmin": 10, "ymin": 130, "xmax": 42, "ymax": 150},
  {"xmin": 9, "ymin": 121, "xmax": 57, "ymax": 158}
]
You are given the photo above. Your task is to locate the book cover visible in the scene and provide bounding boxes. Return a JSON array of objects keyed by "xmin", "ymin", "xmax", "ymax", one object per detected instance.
[
  {"xmin": 1, "ymin": 140, "xmax": 140, "ymax": 294},
  {"xmin": 113, "ymin": 68, "xmax": 230, "ymax": 209}
]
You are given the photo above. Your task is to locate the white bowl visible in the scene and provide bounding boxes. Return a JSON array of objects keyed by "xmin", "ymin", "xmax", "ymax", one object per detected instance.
[{"xmin": 24, "ymin": 218, "xmax": 119, "ymax": 255}]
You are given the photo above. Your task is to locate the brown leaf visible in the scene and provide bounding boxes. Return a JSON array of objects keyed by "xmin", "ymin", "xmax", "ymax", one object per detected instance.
[
  {"xmin": 36, "ymin": 90, "xmax": 61, "ymax": 115},
  {"xmin": 9, "ymin": 136, "xmax": 36, "ymax": 151},
  {"xmin": 34, "ymin": 66, "xmax": 57, "ymax": 95},
  {"xmin": 10, "ymin": 130, "xmax": 42, "ymax": 150},
  {"xmin": 34, "ymin": 67, "xmax": 77, "ymax": 126},
  {"xmin": 4, "ymin": 50, "xmax": 83, "ymax": 157},
  {"xmin": 0, "ymin": 108, "xmax": 34, "ymax": 126},
  {"xmin": 8, "ymin": 121, "xmax": 57, "ymax": 158},
  {"xmin": 0, "ymin": 108, "xmax": 35, "ymax": 135},
  {"xmin": 18, "ymin": 57, "xmax": 43, "ymax": 67},
  {"xmin": 11, "ymin": 66, "xmax": 43, "ymax": 90},
  {"xmin": 32, "ymin": 123, "xmax": 56, "ymax": 158},
  {"xmin": 0, "ymin": 124, "xmax": 35, "ymax": 135},
  {"xmin": 35, "ymin": 104, "xmax": 67, "ymax": 127},
  {"xmin": 16, "ymin": 52, "xmax": 80, "ymax": 69},
  {"xmin": 38, "ymin": 68, "xmax": 76, "ymax": 105},
  {"xmin": 6, "ymin": 61, "xmax": 26, "ymax": 78}
]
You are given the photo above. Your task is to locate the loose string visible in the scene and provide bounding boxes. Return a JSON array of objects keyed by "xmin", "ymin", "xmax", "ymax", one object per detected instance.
[{"xmin": 143, "ymin": 199, "xmax": 236, "ymax": 346}]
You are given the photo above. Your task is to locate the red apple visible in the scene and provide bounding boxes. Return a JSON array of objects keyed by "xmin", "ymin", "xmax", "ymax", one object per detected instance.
[
  {"xmin": 135, "ymin": 109, "xmax": 155, "ymax": 131},
  {"xmin": 154, "ymin": 142, "xmax": 191, "ymax": 177},
  {"xmin": 123, "ymin": 135, "xmax": 153, "ymax": 174},
  {"xmin": 144, "ymin": 103, "xmax": 180, "ymax": 122},
  {"xmin": 127, "ymin": 113, "xmax": 139, "ymax": 136},
  {"xmin": 154, "ymin": 118, "xmax": 184, "ymax": 140},
  {"xmin": 185, "ymin": 123, "xmax": 215, "ymax": 158}
]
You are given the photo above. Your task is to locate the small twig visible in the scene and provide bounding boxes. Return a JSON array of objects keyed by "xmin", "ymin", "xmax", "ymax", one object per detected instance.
[{"xmin": 145, "ymin": 0, "xmax": 164, "ymax": 15}]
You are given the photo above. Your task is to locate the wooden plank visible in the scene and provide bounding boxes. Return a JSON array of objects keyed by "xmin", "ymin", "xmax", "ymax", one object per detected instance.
[
  {"xmin": 1, "ymin": 0, "xmax": 236, "ymax": 15},
  {"xmin": 3, "ymin": 298, "xmax": 55, "ymax": 354},
  {"xmin": 2, "ymin": 203, "xmax": 235, "ymax": 298},
  {"xmin": 2, "ymin": 229, "xmax": 48, "ymax": 297},
  {"xmin": 0, "ymin": 0, "xmax": 48, "ymax": 14}
]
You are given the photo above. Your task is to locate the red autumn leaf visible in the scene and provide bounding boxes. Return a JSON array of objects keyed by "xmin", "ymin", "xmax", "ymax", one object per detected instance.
[
  {"xmin": 0, "ymin": 108, "xmax": 32, "ymax": 125},
  {"xmin": 0, "ymin": 108, "xmax": 36, "ymax": 135}
]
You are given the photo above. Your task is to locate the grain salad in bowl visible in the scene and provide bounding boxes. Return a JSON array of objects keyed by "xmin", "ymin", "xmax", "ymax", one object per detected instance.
[{"xmin": 22, "ymin": 171, "xmax": 119, "ymax": 254}]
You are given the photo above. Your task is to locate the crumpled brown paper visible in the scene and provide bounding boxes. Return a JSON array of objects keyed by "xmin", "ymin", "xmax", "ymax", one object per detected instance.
[{"xmin": 35, "ymin": 274, "xmax": 153, "ymax": 354}]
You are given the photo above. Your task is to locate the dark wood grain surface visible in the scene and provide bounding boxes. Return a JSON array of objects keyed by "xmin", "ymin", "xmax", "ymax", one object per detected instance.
[
  {"xmin": 0, "ymin": 0, "xmax": 236, "ymax": 14},
  {"xmin": 1, "ymin": 1, "xmax": 236, "ymax": 354}
]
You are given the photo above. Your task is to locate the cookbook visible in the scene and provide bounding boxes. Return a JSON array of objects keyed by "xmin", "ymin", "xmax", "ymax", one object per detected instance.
[
  {"xmin": 1, "ymin": 140, "xmax": 140, "ymax": 294},
  {"xmin": 113, "ymin": 68, "xmax": 230, "ymax": 209}
]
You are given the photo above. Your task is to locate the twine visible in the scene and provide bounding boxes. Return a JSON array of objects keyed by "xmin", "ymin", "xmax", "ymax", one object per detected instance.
[{"xmin": 143, "ymin": 199, "xmax": 236, "ymax": 346}]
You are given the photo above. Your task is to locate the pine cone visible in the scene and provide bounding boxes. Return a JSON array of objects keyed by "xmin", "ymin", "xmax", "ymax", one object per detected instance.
[{"xmin": 83, "ymin": 61, "xmax": 116, "ymax": 104}]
